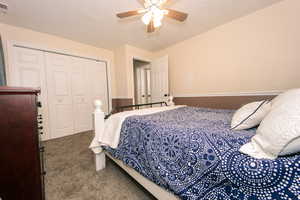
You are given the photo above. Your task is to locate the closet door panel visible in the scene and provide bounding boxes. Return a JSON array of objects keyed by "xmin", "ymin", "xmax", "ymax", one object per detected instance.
[
  {"xmin": 71, "ymin": 58, "xmax": 91, "ymax": 133},
  {"xmin": 45, "ymin": 53, "xmax": 74, "ymax": 139},
  {"xmin": 88, "ymin": 61, "xmax": 109, "ymax": 114},
  {"xmin": 9, "ymin": 47, "xmax": 51, "ymax": 140}
]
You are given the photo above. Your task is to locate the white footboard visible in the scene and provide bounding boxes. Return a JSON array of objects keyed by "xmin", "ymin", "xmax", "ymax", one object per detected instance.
[{"xmin": 93, "ymin": 100, "xmax": 106, "ymax": 171}]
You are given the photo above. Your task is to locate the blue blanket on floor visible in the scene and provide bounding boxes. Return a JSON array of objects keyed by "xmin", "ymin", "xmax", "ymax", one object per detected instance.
[{"xmin": 106, "ymin": 107, "xmax": 300, "ymax": 200}]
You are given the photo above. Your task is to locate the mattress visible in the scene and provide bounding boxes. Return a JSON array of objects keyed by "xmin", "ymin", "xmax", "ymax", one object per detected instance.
[{"xmin": 106, "ymin": 106, "xmax": 300, "ymax": 200}]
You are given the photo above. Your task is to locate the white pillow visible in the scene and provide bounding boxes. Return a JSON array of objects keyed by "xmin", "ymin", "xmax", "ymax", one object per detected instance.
[
  {"xmin": 240, "ymin": 89, "xmax": 300, "ymax": 159},
  {"xmin": 231, "ymin": 100, "xmax": 271, "ymax": 130}
]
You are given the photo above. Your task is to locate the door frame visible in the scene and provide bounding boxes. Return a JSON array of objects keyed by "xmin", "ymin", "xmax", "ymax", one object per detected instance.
[
  {"xmin": 133, "ymin": 59, "xmax": 151, "ymax": 105},
  {"xmin": 131, "ymin": 56, "xmax": 152, "ymax": 105},
  {"xmin": 6, "ymin": 40, "xmax": 112, "ymax": 112}
]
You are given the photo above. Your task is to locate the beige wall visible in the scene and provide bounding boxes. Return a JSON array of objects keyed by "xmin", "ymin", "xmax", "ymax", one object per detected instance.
[
  {"xmin": 156, "ymin": 0, "xmax": 300, "ymax": 96},
  {"xmin": 2, "ymin": 0, "xmax": 299, "ymax": 99},
  {"xmin": 0, "ymin": 22, "xmax": 116, "ymax": 97},
  {"xmin": 113, "ymin": 45, "xmax": 127, "ymax": 98},
  {"xmin": 113, "ymin": 44, "xmax": 154, "ymax": 98}
]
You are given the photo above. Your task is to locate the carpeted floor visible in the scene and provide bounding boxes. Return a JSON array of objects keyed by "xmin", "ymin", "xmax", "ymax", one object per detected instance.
[{"xmin": 44, "ymin": 131, "xmax": 156, "ymax": 200}]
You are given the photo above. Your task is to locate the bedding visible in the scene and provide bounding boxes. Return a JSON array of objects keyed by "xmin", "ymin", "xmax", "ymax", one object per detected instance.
[
  {"xmin": 231, "ymin": 100, "xmax": 271, "ymax": 130},
  {"xmin": 105, "ymin": 106, "xmax": 300, "ymax": 200},
  {"xmin": 90, "ymin": 105, "xmax": 185, "ymax": 151},
  {"xmin": 240, "ymin": 89, "xmax": 300, "ymax": 159}
]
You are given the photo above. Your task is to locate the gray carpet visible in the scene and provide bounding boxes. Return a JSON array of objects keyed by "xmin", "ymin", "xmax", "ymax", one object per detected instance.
[{"xmin": 44, "ymin": 131, "xmax": 156, "ymax": 200}]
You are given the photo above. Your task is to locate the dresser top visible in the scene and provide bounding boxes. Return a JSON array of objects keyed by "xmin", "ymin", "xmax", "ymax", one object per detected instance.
[{"xmin": 0, "ymin": 86, "xmax": 40, "ymax": 94}]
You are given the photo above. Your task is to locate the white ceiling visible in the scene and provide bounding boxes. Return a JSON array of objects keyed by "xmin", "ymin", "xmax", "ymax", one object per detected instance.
[{"xmin": 0, "ymin": 0, "xmax": 283, "ymax": 51}]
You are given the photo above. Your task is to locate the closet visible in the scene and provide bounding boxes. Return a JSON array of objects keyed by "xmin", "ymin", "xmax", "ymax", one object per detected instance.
[{"xmin": 8, "ymin": 45, "xmax": 109, "ymax": 140}]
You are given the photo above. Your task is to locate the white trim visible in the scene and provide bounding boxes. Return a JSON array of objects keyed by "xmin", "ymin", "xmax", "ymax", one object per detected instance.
[
  {"xmin": 174, "ymin": 90, "xmax": 283, "ymax": 98},
  {"xmin": 131, "ymin": 56, "xmax": 153, "ymax": 104},
  {"xmin": 7, "ymin": 40, "xmax": 103, "ymax": 62},
  {"xmin": 105, "ymin": 59, "xmax": 113, "ymax": 112},
  {"xmin": 133, "ymin": 56, "xmax": 152, "ymax": 63}
]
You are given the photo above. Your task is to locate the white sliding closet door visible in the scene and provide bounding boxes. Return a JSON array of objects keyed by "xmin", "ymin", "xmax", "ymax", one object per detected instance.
[
  {"xmin": 45, "ymin": 53, "xmax": 74, "ymax": 139},
  {"xmin": 70, "ymin": 58, "xmax": 92, "ymax": 133},
  {"xmin": 88, "ymin": 61, "xmax": 109, "ymax": 114},
  {"xmin": 9, "ymin": 43, "xmax": 110, "ymax": 140},
  {"xmin": 9, "ymin": 47, "xmax": 51, "ymax": 140}
]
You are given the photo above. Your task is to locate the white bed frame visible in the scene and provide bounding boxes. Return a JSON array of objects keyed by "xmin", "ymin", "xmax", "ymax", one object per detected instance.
[{"xmin": 93, "ymin": 98, "xmax": 179, "ymax": 200}]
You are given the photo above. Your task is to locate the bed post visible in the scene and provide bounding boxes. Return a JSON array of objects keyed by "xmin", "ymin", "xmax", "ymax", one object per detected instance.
[
  {"xmin": 94, "ymin": 100, "xmax": 106, "ymax": 171},
  {"xmin": 168, "ymin": 96, "xmax": 175, "ymax": 106}
]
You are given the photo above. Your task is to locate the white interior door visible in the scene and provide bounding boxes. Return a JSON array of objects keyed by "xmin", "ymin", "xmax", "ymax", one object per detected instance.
[
  {"xmin": 146, "ymin": 68, "xmax": 151, "ymax": 103},
  {"xmin": 45, "ymin": 53, "xmax": 74, "ymax": 139},
  {"xmin": 140, "ymin": 68, "xmax": 147, "ymax": 104},
  {"xmin": 88, "ymin": 61, "xmax": 109, "ymax": 115},
  {"xmin": 9, "ymin": 47, "xmax": 51, "ymax": 140},
  {"xmin": 70, "ymin": 58, "xmax": 91, "ymax": 133},
  {"xmin": 135, "ymin": 67, "xmax": 148, "ymax": 104},
  {"xmin": 151, "ymin": 55, "xmax": 169, "ymax": 103}
]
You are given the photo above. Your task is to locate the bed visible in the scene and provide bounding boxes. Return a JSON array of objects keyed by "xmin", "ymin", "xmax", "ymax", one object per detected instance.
[{"xmin": 90, "ymin": 99, "xmax": 300, "ymax": 200}]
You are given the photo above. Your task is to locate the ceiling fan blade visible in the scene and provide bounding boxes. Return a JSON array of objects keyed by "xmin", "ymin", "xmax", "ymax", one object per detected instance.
[
  {"xmin": 165, "ymin": 9, "xmax": 188, "ymax": 21},
  {"xmin": 147, "ymin": 20, "xmax": 155, "ymax": 33},
  {"xmin": 116, "ymin": 10, "xmax": 142, "ymax": 18}
]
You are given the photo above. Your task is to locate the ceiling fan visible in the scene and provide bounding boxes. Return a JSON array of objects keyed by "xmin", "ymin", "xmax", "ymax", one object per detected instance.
[{"xmin": 116, "ymin": 0, "xmax": 188, "ymax": 33}]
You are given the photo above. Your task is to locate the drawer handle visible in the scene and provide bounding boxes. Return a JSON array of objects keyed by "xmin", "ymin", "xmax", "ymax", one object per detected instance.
[
  {"xmin": 40, "ymin": 146, "xmax": 45, "ymax": 152},
  {"xmin": 37, "ymin": 102, "xmax": 42, "ymax": 107}
]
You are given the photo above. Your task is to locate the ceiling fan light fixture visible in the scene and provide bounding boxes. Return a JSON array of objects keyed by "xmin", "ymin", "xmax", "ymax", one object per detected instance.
[
  {"xmin": 153, "ymin": 8, "xmax": 164, "ymax": 19},
  {"xmin": 142, "ymin": 12, "xmax": 152, "ymax": 25},
  {"xmin": 116, "ymin": 0, "xmax": 188, "ymax": 32},
  {"xmin": 153, "ymin": 18, "xmax": 162, "ymax": 28}
]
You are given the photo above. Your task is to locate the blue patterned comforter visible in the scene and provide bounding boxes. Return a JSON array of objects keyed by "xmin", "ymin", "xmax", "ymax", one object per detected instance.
[{"xmin": 106, "ymin": 107, "xmax": 300, "ymax": 200}]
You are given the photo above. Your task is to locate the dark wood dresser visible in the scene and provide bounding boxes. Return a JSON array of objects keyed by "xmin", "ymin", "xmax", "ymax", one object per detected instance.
[{"xmin": 0, "ymin": 87, "xmax": 45, "ymax": 200}]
